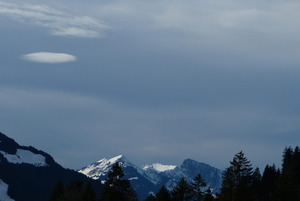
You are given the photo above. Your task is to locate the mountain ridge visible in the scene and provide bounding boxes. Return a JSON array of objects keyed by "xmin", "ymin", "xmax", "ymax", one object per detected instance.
[
  {"xmin": 0, "ymin": 132, "xmax": 223, "ymax": 201},
  {"xmin": 79, "ymin": 154, "xmax": 223, "ymax": 200}
]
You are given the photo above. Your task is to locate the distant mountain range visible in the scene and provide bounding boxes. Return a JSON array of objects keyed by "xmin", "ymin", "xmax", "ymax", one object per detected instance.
[
  {"xmin": 79, "ymin": 155, "xmax": 223, "ymax": 200},
  {"xmin": 0, "ymin": 131, "xmax": 223, "ymax": 201}
]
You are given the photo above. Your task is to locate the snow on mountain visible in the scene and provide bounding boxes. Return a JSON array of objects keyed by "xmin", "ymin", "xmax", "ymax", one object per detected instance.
[
  {"xmin": 142, "ymin": 163, "xmax": 176, "ymax": 172},
  {"xmin": 0, "ymin": 180, "xmax": 15, "ymax": 201},
  {"xmin": 79, "ymin": 155, "xmax": 160, "ymax": 200},
  {"xmin": 0, "ymin": 131, "xmax": 103, "ymax": 201},
  {"xmin": 0, "ymin": 149, "xmax": 47, "ymax": 167},
  {"xmin": 141, "ymin": 163, "xmax": 178, "ymax": 186},
  {"xmin": 79, "ymin": 155, "xmax": 142, "ymax": 180},
  {"xmin": 141, "ymin": 169, "xmax": 161, "ymax": 185},
  {"xmin": 180, "ymin": 159, "xmax": 223, "ymax": 193},
  {"xmin": 79, "ymin": 155, "xmax": 223, "ymax": 199}
]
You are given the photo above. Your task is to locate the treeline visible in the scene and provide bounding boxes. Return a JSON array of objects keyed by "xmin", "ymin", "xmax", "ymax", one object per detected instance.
[
  {"xmin": 145, "ymin": 175, "xmax": 214, "ymax": 201},
  {"xmin": 48, "ymin": 162, "xmax": 137, "ymax": 201},
  {"xmin": 217, "ymin": 147, "xmax": 300, "ymax": 201},
  {"xmin": 48, "ymin": 146, "xmax": 300, "ymax": 201}
]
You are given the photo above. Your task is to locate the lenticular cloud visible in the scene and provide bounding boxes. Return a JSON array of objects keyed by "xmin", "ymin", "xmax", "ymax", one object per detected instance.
[{"xmin": 22, "ymin": 52, "xmax": 77, "ymax": 63}]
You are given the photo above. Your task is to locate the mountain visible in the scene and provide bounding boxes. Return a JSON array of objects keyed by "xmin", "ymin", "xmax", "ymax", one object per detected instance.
[
  {"xmin": 180, "ymin": 159, "xmax": 223, "ymax": 192},
  {"xmin": 0, "ymin": 132, "xmax": 103, "ymax": 201},
  {"xmin": 0, "ymin": 131, "xmax": 222, "ymax": 201},
  {"xmin": 79, "ymin": 155, "xmax": 223, "ymax": 200},
  {"xmin": 79, "ymin": 155, "xmax": 160, "ymax": 200}
]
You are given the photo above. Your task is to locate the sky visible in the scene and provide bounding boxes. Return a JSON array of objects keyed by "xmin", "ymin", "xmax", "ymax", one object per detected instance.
[{"xmin": 0, "ymin": 0, "xmax": 300, "ymax": 171}]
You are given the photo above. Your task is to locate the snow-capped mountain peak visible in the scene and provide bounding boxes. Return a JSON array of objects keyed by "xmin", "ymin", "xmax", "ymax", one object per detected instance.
[
  {"xmin": 79, "ymin": 155, "xmax": 223, "ymax": 200},
  {"xmin": 142, "ymin": 163, "xmax": 177, "ymax": 172},
  {"xmin": 95, "ymin": 155, "xmax": 125, "ymax": 167},
  {"xmin": 79, "ymin": 154, "xmax": 136, "ymax": 180},
  {"xmin": 106, "ymin": 155, "xmax": 123, "ymax": 164}
]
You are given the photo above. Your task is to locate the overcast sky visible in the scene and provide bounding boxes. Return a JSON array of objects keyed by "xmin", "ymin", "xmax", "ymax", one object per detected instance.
[{"xmin": 1, "ymin": 0, "xmax": 300, "ymax": 170}]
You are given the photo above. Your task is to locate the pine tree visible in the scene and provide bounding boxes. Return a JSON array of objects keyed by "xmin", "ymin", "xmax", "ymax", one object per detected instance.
[
  {"xmin": 156, "ymin": 185, "xmax": 171, "ymax": 201},
  {"xmin": 102, "ymin": 162, "xmax": 138, "ymax": 201},
  {"xmin": 63, "ymin": 181, "xmax": 84, "ymax": 201},
  {"xmin": 81, "ymin": 182, "xmax": 96, "ymax": 201},
  {"xmin": 218, "ymin": 151, "xmax": 255, "ymax": 201},
  {"xmin": 259, "ymin": 164, "xmax": 280, "ymax": 201},
  {"xmin": 203, "ymin": 189, "xmax": 214, "ymax": 201},
  {"xmin": 145, "ymin": 194, "xmax": 157, "ymax": 201},
  {"xmin": 48, "ymin": 180, "xmax": 65, "ymax": 201},
  {"xmin": 171, "ymin": 177, "xmax": 192, "ymax": 201},
  {"xmin": 48, "ymin": 180, "xmax": 97, "ymax": 201},
  {"xmin": 250, "ymin": 167, "xmax": 261, "ymax": 201},
  {"xmin": 275, "ymin": 147, "xmax": 300, "ymax": 201},
  {"xmin": 145, "ymin": 186, "xmax": 171, "ymax": 201},
  {"xmin": 190, "ymin": 174, "xmax": 207, "ymax": 201}
]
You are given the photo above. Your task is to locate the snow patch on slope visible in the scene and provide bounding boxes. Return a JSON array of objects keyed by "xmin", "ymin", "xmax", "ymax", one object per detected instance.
[
  {"xmin": 79, "ymin": 155, "xmax": 130, "ymax": 180},
  {"xmin": 128, "ymin": 177, "xmax": 139, "ymax": 180},
  {"xmin": 0, "ymin": 180, "xmax": 15, "ymax": 201},
  {"xmin": 0, "ymin": 149, "xmax": 47, "ymax": 167},
  {"xmin": 108, "ymin": 155, "xmax": 123, "ymax": 164},
  {"xmin": 79, "ymin": 155, "xmax": 223, "ymax": 196},
  {"xmin": 143, "ymin": 163, "xmax": 177, "ymax": 172}
]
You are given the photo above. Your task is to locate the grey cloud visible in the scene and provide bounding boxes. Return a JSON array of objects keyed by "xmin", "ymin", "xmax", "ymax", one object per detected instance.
[
  {"xmin": 0, "ymin": 1, "xmax": 107, "ymax": 38},
  {"xmin": 88, "ymin": 0, "xmax": 300, "ymax": 63}
]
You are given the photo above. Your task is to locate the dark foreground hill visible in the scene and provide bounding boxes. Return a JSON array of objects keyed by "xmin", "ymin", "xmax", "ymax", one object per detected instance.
[{"xmin": 0, "ymin": 132, "xmax": 103, "ymax": 201}]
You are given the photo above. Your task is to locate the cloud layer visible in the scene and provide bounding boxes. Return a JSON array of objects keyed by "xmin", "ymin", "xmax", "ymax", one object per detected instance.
[
  {"xmin": 1, "ymin": 0, "xmax": 300, "ymax": 170},
  {"xmin": 0, "ymin": 1, "xmax": 107, "ymax": 38},
  {"xmin": 22, "ymin": 52, "xmax": 77, "ymax": 63},
  {"xmin": 89, "ymin": 0, "xmax": 300, "ymax": 63}
]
